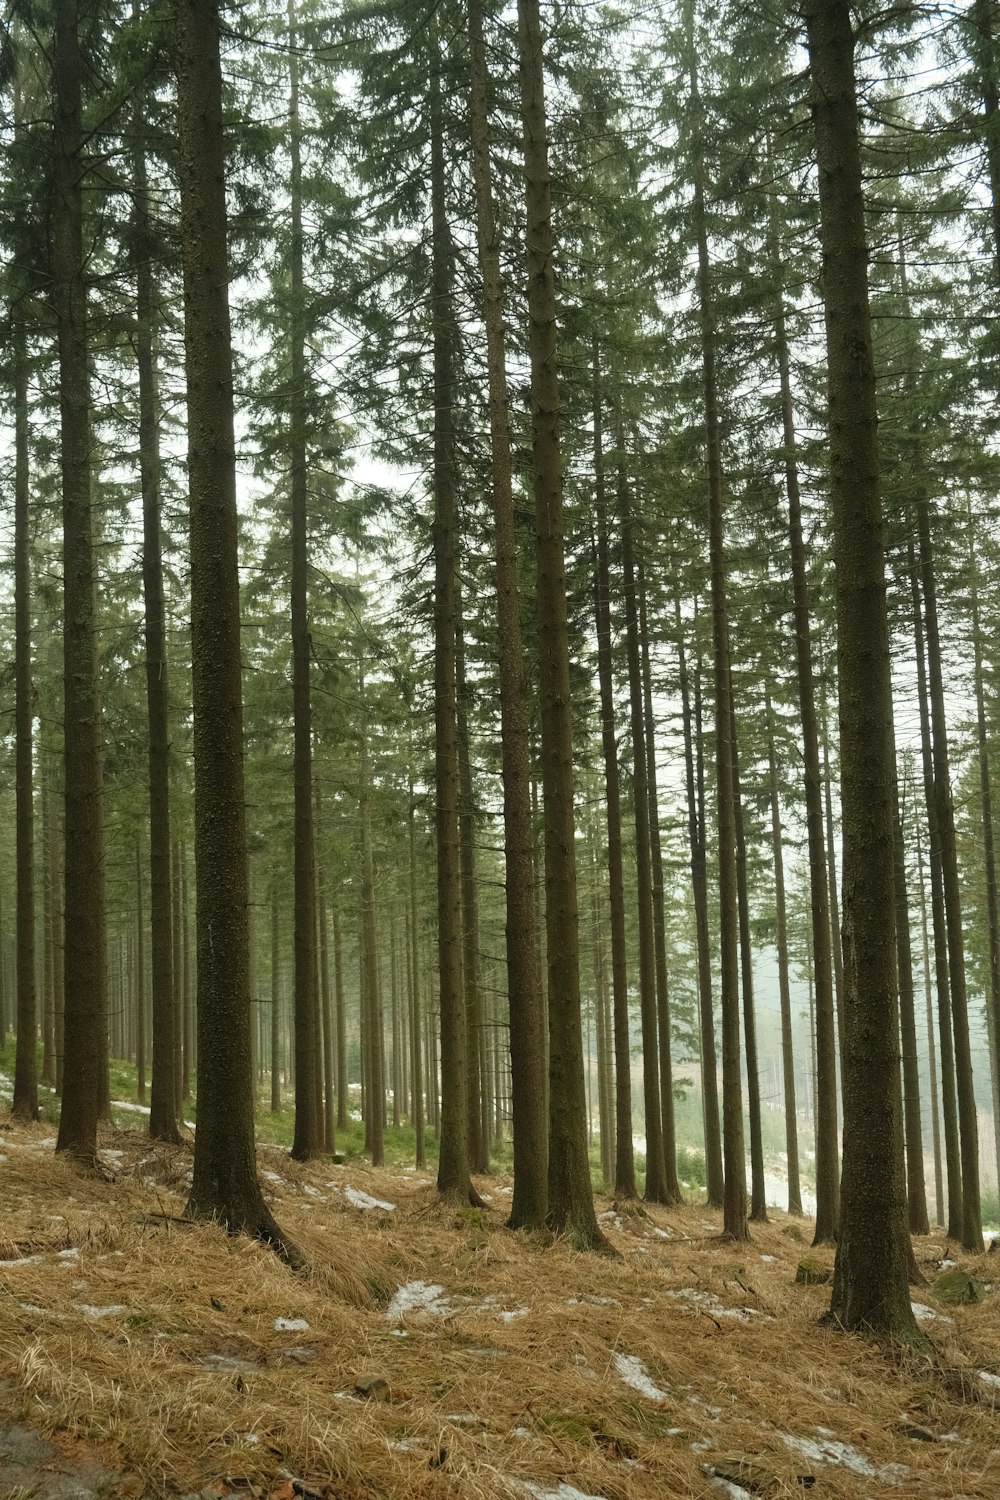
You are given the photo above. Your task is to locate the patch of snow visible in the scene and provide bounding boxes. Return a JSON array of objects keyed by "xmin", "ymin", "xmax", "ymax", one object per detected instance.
[
  {"xmin": 56, "ymin": 1248, "xmax": 79, "ymax": 1260},
  {"xmin": 523, "ymin": 1483, "xmax": 607, "ymax": 1500},
  {"xmin": 304, "ymin": 1185, "xmax": 321, "ymax": 1197},
  {"xmin": 651, "ymin": 1227, "xmax": 672, "ymax": 1239},
  {"xmin": 597, "ymin": 1211, "xmax": 623, "ymax": 1231},
  {"xmin": 711, "ymin": 1481, "xmax": 754, "ymax": 1500},
  {"xmin": 500, "ymin": 1308, "xmax": 530, "ymax": 1322},
  {"xmin": 780, "ymin": 1427, "xmax": 903, "ymax": 1481},
  {"xmin": 344, "ymin": 1186, "xmax": 396, "ymax": 1212},
  {"xmin": 978, "ymin": 1370, "xmax": 1000, "ymax": 1390},
  {"xmin": 262, "ymin": 1171, "xmax": 283, "ymax": 1186},
  {"xmin": 665, "ymin": 1288, "xmax": 766, "ymax": 1321},
  {"xmin": 389, "ymin": 1437, "xmax": 421, "ymax": 1452},
  {"xmin": 386, "ymin": 1280, "xmax": 451, "ymax": 1321},
  {"xmin": 613, "ymin": 1352, "xmax": 668, "ymax": 1403},
  {"xmin": 76, "ymin": 1304, "xmax": 127, "ymax": 1318},
  {"xmin": 19, "ymin": 1303, "xmax": 45, "ymax": 1314},
  {"xmin": 760, "ymin": 1255, "xmax": 777, "ymax": 1263},
  {"xmin": 445, "ymin": 1414, "xmax": 480, "ymax": 1426},
  {"xmin": 514, "ymin": 1426, "xmax": 532, "ymax": 1437},
  {"xmin": 239, "ymin": 1433, "xmax": 260, "ymax": 1446},
  {"xmin": 912, "ymin": 1302, "xmax": 952, "ymax": 1324},
  {"xmin": 274, "ymin": 1317, "xmax": 310, "ymax": 1332},
  {"xmin": 940, "ymin": 1258, "xmax": 957, "ymax": 1269},
  {"xmin": 0, "ymin": 1253, "xmax": 45, "ymax": 1268}
]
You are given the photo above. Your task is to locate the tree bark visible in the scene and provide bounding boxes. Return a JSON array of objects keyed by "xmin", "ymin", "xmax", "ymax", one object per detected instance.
[
  {"xmin": 731, "ymin": 710, "xmax": 767, "ymax": 1222},
  {"xmin": 765, "ymin": 693, "xmax": 802, "ymax": 1215},
  {"xmin": 916, "ymin": 499, "xmax": 983, "ymax": 1253},
  {"xmin": 466, "ymin": 0, "xmax": 546, "ymax": 1224},
  {"xmin": 517, "ymin": 0, "xmax": 604, "ymax": 1249},
  {"xmin": 617, "ymin": 442, "xmax": 671, "ymax": 1204},
  {"xmin": 12, "ymin": 305, "xmax": 37, "ymax": 1123},
  {"xmin": 772, "ymin": 239, "xmax": 838, "ymax": 1241},
  {"xmin": 673, "ymin": 586, "xmax": 723, "ymax": 1205},
  {"xmin": 805, "ymin": 0, "xmax": 919, "ymax": 1342},
  {"xmin": 176, "ymin": 0, "xmax": 295, "ymax": 1259},
  {"xmin": 53, "ymin": 0, "xmax": 106, "ymax": 1166},
  {"xmin": 591, "ymin": 351, "xmax": 636, "ymax": 1200},
  {"xmin": 686, "ymin": 9, "xmax": 746, "ymax": 1241},
  {"xmin": 911, "ymin": 560, "xmax": 962, "ymax": 1238},
  {"xmin": 638, "ymin": 564, "xmax": 681, "ymax": 1202}
]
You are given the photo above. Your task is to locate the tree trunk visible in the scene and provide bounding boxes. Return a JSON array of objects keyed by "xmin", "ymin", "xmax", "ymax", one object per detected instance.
[
  {"xmin": 134, "ymin": 96, "xmax": 179, "ymax": 1143},
  {"xmin": 617, "ymin": 442, "xmax": 671, "ymax": 1204},
  {"xmin": 591, "ymin": 349, "xmax": 636, "ymax": 1200},
  {"xmin": 765, "ymin": 694, "xmax": 802, "ymax": 1215},
  {"xmin": 892, "ymin": 762, "xmax": 929, "ymax": 1236},
  {"xmin": 467, "ymin": 0, "xmax": 545, "ymax": 1224},
  {"xmin": 456, "ymin": 607, "xmax": 487, "ymax": 1174},
  {"xmin": 407, "ymin": 771, "xmax": 424, "ymax": 1164},
  {"xmin": 731, "ymin": 711, "xmax": 767, "ymax": 1222},
  {"xmin": 915, "ymin": 816, "xmax": 945, "ymax": 1227},
  {"xmin": 53, "ymin": 0, "xmax": 106, "ymax": 1165},
  {"xmin": 288, "ymin": 0, "xmax": 321, "ymax": 1163},
  {"xmin": 686, "ymin": 10, "xmax": 746, "ymax": 1241},
  {"xmin": 176, "ymin": 0, "xmax": 294, "ymax": 1258},
  {"xmin": 429, "ymin": 48, "xmax": 469, "ymax": 1203},
  {"xmin": 968, "ymin": 506, "xmax": 1000, "ymax": 1219},
  {"xmin": 773, "ymin": 242, "xmax": 838, "ymax": 1242},
  {"xmin": 806, "ymin": 0, "xmax": 919, "ymax": 1342},
  {"xmin": 673, "ymin": 585, "xmax": 723, "ymax": 1205},
  {"xmin": 270, "ymin": 883, "xmax": 281, "ymax": 1113},
  {"xmin": 911, "ymin": 560, "xmax": 962, "ymax": 1238},
  {"xmin": 333, "ymin": 904, "xmax": 348, "ymax": 1134},
  {"xmin": 12, "ymin": 306, "xmax": 37, "ymax": 1123},
  {"xmin": 318, "ymin": 859, "xmax": 335, "ymax": 1154},
  {"xmin": 916, "ymin": 500, "xmax": 983, "ymax": 1253},
  {"xmin": 136, "ymin": 846, "xmax": 146, "ymax": 1103},
  {"xmin": 638, "ymin": 564, "xmax": 681, "ymax": 1202},
  {"xmin": 518, "ymin": 0, "xmax": 604, "ymax": 1249}
]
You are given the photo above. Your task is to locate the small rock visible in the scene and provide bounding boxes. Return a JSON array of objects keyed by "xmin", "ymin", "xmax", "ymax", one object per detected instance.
[
  {"xmin": 795, "ymin": 1258, "xmax": 831, "ymax": 1286},
  {"xmin": 355, "ymin": 1374, "xmax": 391, "ymax": 1401},
  {"xmin": 934, "ymin": 1269, "xmax": 986, "ymax": 1306}
]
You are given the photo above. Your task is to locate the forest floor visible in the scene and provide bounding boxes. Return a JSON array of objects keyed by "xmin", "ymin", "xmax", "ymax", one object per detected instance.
[{"xmin": 0, "ymin": 1118, "xmax": 997, "ymax": 1500}]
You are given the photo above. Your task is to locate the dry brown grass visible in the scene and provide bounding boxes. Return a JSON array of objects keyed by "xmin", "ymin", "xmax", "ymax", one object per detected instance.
[{"xmin": 0, "ymin": 1119, "xmax": 997, "ymax": 1499}]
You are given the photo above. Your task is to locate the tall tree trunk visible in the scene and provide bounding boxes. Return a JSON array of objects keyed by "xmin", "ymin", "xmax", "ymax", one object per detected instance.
[
  {"xmin": 617, "ymin": 443, "xmax": 671, "ymax": 1204},
  {"xmin": 765, "ymin": 693, "xmax": 802, "ymax": 1215},
  {"xmin": 731, "ymin": 711, "xmax": 766, "ymax": 1222},
  {"xmin": 430, "ymin": 49, "xmax": 469, "ymax": 1204},
  {"xmin": 638, "ymin": 565, "xmax": 681, "ymax": 1202},
  {"xmin": 773, "ymin": 238, "xmax": 838, "ymax": 1242},
  {"xmin": 134, "ymin": 92, "xmax": 178, "ymax": 1143},
  {"xmin": 171, "ymin": 837, "xmax": 183, "ymax": 1114},
  {"xmin": 818, "ymin": 665, "xmax": 846, "ymax": 1072},
  {"xmin": 175, "ymin": 0, "xmax": 294, "ymax": 1258},
  {"xmin": 467, "ymin": 0, "xmax": 545, "ymax": 1224},
  {"xmin": 673, "ymin": 586, "xmax": 723, "ymax": 1204},
  {"xmin": 591, "ymin": 350, "xmax": 636, "ymax": 1199},
  {"xmin": 892, "ymin": 758, "xmax": 929, "ymax": 1235},
  {"xmin": 53, "ymin": 0, "xmax": 106, "ymax": 1164},
  {"xmin": 915, "ymin": 815, "xmax": 945, "ymax": 1227},
  {"xmin": 686, "ymin": 7, "xmax": 746, "ymax": 1241},
  {"xmin": 911, "ymin": 561, "xmax": 962, "ymax": 1238},
  {"xmin": 318, "ymin": 858, "xmax": 335, "ymax": 1154},
  {"xmin": 968, "ymin": 506, "xmax": 1000, "ymax": 1213},
  {"xmin": 42, "ymin": 781, "xmax": 55, "ymax": 1088},
  {"xmin": 12, "ymin": 308, "xmax": 37, "ymax": 1123},
  {"xmin": 407, "ymin": 769, "xmax": 424, "ymax": 1164},
  {"xmin": 333, "ymin": 904, "xmax": 348, "ymax": 1134},
  {"xmin": 518, "ymin": 0, "xmax": 604, "ymax": 1249},
  {"xmin": 805, "ymin": 0, "xmax": 918, "ymax": 1341},
  {"xmin": 288, "ymin": 0, "xmax": 320, "ymax": 1163},
  {"xmin": 136, "ymin": 845, "xmax": 146, "ymax": 1103},
  {"xmin": 916, "ymin": 501, "xmax": 983, "ymax": 1252},
  {"xmin": 456, "ymin": 608, "xmax": 487, "ymax": 1173},
  {"xmin": 270, "ymin": 882, "xmax": 281, "ymax": 1114}
]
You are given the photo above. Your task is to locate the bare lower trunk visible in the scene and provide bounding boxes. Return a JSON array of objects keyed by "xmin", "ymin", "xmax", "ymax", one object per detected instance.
[
  {"xmin": 53, "ymin": 0, "xmax": 106, "ymax": 1165},
  {"xmin": 176, "ymin": 0, "xmax": 295, "ymax": 1259},
  {"xmin": 518, "ymin": 0, "xmax": 603, "ymax": 1249},
  {"xmin": 806, "ymin": 0, "xmax": 919, "ymax": 1342}
]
